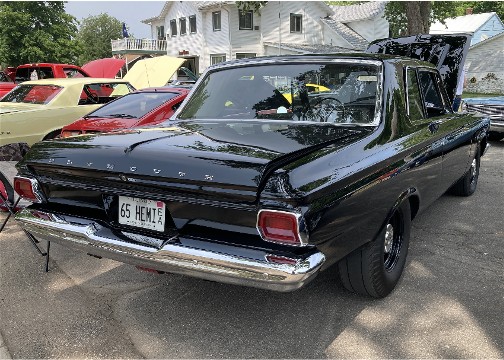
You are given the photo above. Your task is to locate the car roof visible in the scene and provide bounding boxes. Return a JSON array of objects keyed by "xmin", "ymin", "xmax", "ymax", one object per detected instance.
[
  {"xmin": 17, "ymin": 78, "xmax": 132, "ymax": 86},
  {"xmin": 208, "ymin": 52, "xmax": 435, "ymax": 69}
]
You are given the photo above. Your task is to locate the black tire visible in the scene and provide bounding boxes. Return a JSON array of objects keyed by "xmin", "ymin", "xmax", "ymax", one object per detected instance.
[
  {"xmin": 450, "ymin": 147, "xmax": 480, "ymax": 196},
  {"xmin": 338, "ymin": 200, "xmax": 411, "ymax": 298}
]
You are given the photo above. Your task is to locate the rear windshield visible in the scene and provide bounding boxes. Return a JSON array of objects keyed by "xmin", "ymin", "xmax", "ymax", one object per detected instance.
[
  {"xmin": 0, "ymin": 85, "xmax": 63, "ymax": 104},
  {"xmin": 177, "ymin": 61, "xmax": 381, "ymax": 125},
  {"xmin": 15, "ymin": 67, "xmax": 54, "ymax": 83},
  {"xmin": 86, "ymin": 91, "xmax": 180, "ymax": 119}
]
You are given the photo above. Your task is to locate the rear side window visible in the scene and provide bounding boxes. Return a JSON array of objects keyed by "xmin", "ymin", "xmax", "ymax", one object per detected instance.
[
  {"xmin": 0, "ymin": 85, "xmax": 62, "ymax": 104},
  {"xmin": 418, "ymin": 70, "xmax": 449, "ymax": 117},
  {"xmin": 15, "ymin": 67, "xmax": 54, "ymax": 82},
  {"xmin": 406, "ymin": 69, "xmax": 424, "ymax": 120}
]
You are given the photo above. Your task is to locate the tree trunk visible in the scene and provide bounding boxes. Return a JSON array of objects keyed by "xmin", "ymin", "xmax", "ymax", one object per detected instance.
[{"xmin": 404, "ymin": 1, "xmax": 432, "ymax": 35}]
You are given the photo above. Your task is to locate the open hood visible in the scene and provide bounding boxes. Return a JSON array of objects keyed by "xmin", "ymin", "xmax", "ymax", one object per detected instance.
[
  {"xmin": 82, "ymin": 58, "xmax": 126, "ymax": 78},
  {"xmin": 366, "ymin": 34, "xmax": 471, "ymax": 103},
  {"xmin": 123, "ymin": 56, "xmax": 185, "ymax": 89}
]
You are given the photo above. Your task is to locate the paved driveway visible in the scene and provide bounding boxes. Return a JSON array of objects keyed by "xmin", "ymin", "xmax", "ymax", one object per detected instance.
[{"xmin": 0, "ymin": 140, "xmax": 503, "ymax": 358}]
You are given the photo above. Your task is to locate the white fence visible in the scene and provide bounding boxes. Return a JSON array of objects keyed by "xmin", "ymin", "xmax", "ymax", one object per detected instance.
[{"xmin": 111, "ymin": 38, "xmax": 167, "ymax": 52}]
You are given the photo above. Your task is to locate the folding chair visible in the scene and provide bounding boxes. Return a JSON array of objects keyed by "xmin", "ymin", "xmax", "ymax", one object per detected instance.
[{"xmin": 0, "ymin": 143, "xmax": 49, "ymax": 269}]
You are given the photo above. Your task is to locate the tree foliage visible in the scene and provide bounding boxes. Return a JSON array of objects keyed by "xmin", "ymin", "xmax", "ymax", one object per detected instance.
[
  {"xmin": 75, "ymin": 13, "xmax": 123, "ymax": 65},
  {"xmin": 0, "ymin": 1, "xmax": 80, "ymax": 67},
  {"xmin": 236, "ymin": 1, "xmax": 268, "ymax": 15},
  {"xmin": 385, "ymin": 1, "xmax": 504, "ymax": 37}
]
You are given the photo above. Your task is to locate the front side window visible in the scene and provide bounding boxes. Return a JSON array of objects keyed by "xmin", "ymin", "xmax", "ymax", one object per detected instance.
[
  {"xmin": 212, "ymin": 11, "xmax": 221, "ymax": 31},
  {"xmin": 189, "ymin": 15, "xmax": 197, "ymax": 33},
  {"xmin": 63, "ymin": 68, "xmax": 88, "ymax": 78},
  {"xmin": 180, "ymin": 18, "xmax": 187, "ymax": 35},
  {"xmin": 239, "ymin": 10, "xmax": 253, "ymax": 30},
  {"xmin": 1, "ymin": 85, "xmax": 62, "ymax": 104},
  {"xmin": 177, "ymin": 61, "xmax": 380, "ymax": 125},
  {"xmin": 170, "ymin": 19, "xmax": 177, "ymax": 36},
  {"xmin": 210, "ymin": 54, "xmax": 226, "ymax": 65},
  {"xmin": 290, "ymin": 14, "xmax": 302, "ymax": 33}
]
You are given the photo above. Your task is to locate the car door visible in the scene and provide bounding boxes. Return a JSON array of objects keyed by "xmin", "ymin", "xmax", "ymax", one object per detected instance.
[
  {"xmin": 416, "ymin": 68, "xmax": 472, "ymax": 191},
  {"xmin": 404, "ymin": 67, "xmax": 445, "ymax": 206}
]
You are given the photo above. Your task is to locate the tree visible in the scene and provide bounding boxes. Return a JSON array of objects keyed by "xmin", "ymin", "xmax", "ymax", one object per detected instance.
[
  {"xmin": 385, "ymin": 1, "xmax": 504, "ymax": 37},
  {"xmin": 236, "ymin": 1, "xmax": 268, "ymax": 14},
  {"xmin": 0, "ymin": 1, "xmax": 80, "ymax": 67},
  {"xmin": 75, "ymin": 13, "xmax": 123, "ymax": 65}
]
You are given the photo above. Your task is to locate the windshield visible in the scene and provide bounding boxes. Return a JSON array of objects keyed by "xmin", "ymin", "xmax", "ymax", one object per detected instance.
[
  {"xmin": 0, "ymin": 85, "xmax": 63, "ymax": 104},
  {"xmin": 87, "ymin": 91, "xmax": 179, "ymax": 119},
  {"xmin": 178, "ymin": 61, "xmax": 381, "ymax": 125}
]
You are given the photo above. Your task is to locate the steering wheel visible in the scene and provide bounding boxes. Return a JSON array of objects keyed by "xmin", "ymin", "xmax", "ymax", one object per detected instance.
[
  {"xmin": 83, "ymin": 87, "xmax": 99, "ymax": 104},
  {"xmin": 306, "ymin": 96, "xmax": 346, "ymax": 123}
]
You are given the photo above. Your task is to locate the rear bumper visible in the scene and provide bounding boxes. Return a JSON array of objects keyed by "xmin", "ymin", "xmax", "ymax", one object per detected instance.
[{"xmin": 15, "ymin": 208, "xmax": 325, "ymax": 292}]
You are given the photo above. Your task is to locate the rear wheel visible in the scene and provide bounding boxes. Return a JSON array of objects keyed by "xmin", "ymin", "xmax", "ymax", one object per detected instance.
[
  {"xmin": 450, "ymin": 147, "xmax": 480, "ymax": 196},
  {"xmin": 338, "ymin": 200, "xmax": 411, "ymax": 298}
]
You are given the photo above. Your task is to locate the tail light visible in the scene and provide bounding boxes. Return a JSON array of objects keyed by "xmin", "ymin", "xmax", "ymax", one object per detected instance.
[
  {"xmin": 61, "ymin": 130, "xmax": 82, "ymax": 138},
  {"xmin": 14, "ymin": 176, "xmax": 45, "ymax": 203},
  {"xmin": 257, "ymin": 209, "xmax": 308, "ymax": 246}
]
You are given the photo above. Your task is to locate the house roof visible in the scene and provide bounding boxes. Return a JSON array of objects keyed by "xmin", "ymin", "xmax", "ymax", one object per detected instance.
[
  {"xmin": 320, "ymin": 18, "xmax": 369, "ymax": 50},
  {"xmin": 430, "ymin": 12, "xmax": 498, "ymax": 34},
  {"xmin": 263, "ymin": 42, "xmax": 358, "ymax": 54},
  {"xmin": 328, "ymin": 1, "xmax": 387, "ymax": 22},
  {"xmin": 469, "ymin": 30, "xmax": 504, "ymax": 49}
]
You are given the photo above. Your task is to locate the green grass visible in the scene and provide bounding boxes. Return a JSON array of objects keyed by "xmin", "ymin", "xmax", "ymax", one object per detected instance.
[{"xmin": 463, "ymin": 92, "xmax": 503, "ymax": 98}]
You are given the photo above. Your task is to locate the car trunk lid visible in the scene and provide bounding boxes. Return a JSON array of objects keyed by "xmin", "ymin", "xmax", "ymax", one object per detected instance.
[{"xmin": 366, "ymin": 33, "xmax": 471, "ymax": 103}]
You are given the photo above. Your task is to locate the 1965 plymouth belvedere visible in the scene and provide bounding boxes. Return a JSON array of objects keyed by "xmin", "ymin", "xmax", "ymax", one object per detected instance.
[{"xmin": 14, "ymin": 35, "xmax": 490, "ymax": 297}]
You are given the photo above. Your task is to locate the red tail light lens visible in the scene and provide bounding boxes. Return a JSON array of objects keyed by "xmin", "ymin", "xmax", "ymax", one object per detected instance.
[
  {"xmin": 257, "ymin": 210, "xmax": 306, "ymax": 246},
  {"xmin": 14, "ymin": 176, "xmax": 44, "ymax": 203}
]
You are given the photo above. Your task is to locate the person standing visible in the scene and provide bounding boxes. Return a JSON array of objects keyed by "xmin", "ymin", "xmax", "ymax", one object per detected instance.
[{"xmin": 452, "ymin": 67, "xmax": 468, "ymax": 112}]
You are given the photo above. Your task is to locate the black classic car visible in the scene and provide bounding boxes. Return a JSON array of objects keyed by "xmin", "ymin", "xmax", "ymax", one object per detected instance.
[{"xmin": 14, "ymin": 34, "xmax": 490, "ymax": 298}]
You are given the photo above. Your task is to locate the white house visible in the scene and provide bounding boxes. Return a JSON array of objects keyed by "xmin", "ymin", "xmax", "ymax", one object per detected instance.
[
  {"xmin": 138, "ymin": 1, "xmax": 389, "ymax": 76},
  {"xmin": 430, "ymin": 11, "xmax": 504, "ymax": 94},
  {"xmin": 430, "ymin": 11, "xmax": 504, "ymax": 46}
]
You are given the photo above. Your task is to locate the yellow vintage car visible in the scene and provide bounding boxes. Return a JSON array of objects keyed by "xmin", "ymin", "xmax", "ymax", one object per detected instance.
[
  {"xmin": 281, "ymin": 83, "xmax": 331, "ymax": 103},
  {"xmin": 0, "ymin": 78, "xmax": 135, "ymax": 146}
]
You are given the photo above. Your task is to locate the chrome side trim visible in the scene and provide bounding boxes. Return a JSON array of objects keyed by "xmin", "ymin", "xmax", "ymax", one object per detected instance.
[{"xmin": 15, "ymin": 209, "xmax": 325, "ymax": 292}]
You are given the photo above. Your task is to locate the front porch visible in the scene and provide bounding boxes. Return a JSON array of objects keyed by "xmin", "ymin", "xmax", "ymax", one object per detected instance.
[{"xmin": 111, "ymin": 38, "xmax": 167, "ymax": 55}]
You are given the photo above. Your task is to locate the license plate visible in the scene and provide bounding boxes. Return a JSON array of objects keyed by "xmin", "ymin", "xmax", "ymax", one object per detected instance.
[{"xmin": 118, "ymin": 196, "xmax": 165, "ymax": 232}]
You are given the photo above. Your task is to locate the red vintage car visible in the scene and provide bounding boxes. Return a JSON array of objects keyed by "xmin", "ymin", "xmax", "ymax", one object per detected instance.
[{"xmin": 61, "ymin": 86, "xmax": 190, "ymax": 138}]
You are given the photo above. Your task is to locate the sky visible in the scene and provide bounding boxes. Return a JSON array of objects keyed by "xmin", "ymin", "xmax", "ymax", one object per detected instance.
[{"xmin": 64, "ymin": 1, "xmax": 166, "ymax": 39}]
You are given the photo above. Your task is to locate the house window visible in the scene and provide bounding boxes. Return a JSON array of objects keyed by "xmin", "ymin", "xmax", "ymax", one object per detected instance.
[
  {"xmin": 210, "ymin": 54, "xmax": 226, "ymax": 65},
  {"xmin": 239, "ymin": 10, "xmax": 253, "ymax": 30},
  {"xmin": 290, "ymin": 14, "xmax": 302, "ymax": 33},
  {"xmin": 189, "ymin": 15, "xmax": 197, "ymax": 33},
  {"xmin": 170, "ymin": 19, "xmax": 177, "ymax": 37},
  {"xmin": 236, "ymin": 53, "xmax": 256, "ymax": 59},
  {"xmin": 156, "ymin": 26, "xmax": 165, "ymax": 40},
  {"xmin": 180, "ymin": 17, "xmax": 187, "ymax": 35},
  {"xmin": 212, "ymin": 11, "xmax": 221, "ymax": 31}
]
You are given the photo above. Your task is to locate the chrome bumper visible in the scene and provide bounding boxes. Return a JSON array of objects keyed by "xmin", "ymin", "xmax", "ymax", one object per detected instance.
[
  {"xmin": 15, "ymin": 208, "xmax": 325, "ymax": 292},
  {"xmin": 490, "ymin": 121, "xmax": 504, "ymax": 134}
]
